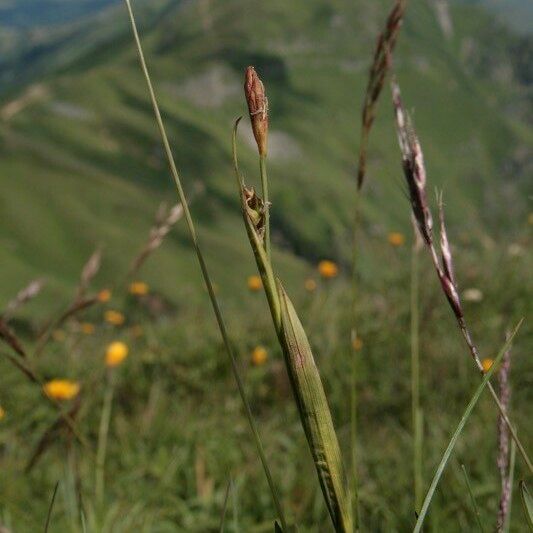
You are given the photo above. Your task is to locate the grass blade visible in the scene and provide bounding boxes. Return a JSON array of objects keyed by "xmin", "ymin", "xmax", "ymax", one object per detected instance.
[
  {"xmin": 460, "ymin": 464, "xmax": 484, "ymax": 532},
  {"xmin": 519, "ymin": 481, "xmax": 533, "ymax": 531},
  {"xmin": 278, "ymin": 282, "xmax": 352, "ymax": 532},
  {"xmin": 219, "ymin": 478, "xmax": 232, "ymax": 533},
  {"xmin": 413, "ymin": 321, "xmax": 522, "ymax": 533},
  {"xmin": 44, "ymin": 481, "xmax": 59, "ymax": 533}
]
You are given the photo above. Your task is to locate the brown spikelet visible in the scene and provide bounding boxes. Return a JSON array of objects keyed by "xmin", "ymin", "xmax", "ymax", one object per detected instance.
[
  {"xmin": 243, "ymin": 186, "xmax": 266, "ymax": 243},
  {"xmin": 392, "ymin": 80, "xmax": 434, "ymax": 247},
  {"xmin": 392, "ymin": 80, "xmax": 470, "ymax": 330},
  {"xmin": 76, "ymin": 249, "xmax": 102, "ymax": 299},
  {"xmin": 2, "ymin": 278, "xmax": 46, "ymax": 320},
  {"xmin": 244, "ymin": 66, "xmax": 269, "ymax": 157},
  {"xmin": 128, "ymin": 201, "xmax": 184, "ymax": 279},
  {"xmin": 357, "ymin": 0, "xmax": 406, "ymax": 189}
]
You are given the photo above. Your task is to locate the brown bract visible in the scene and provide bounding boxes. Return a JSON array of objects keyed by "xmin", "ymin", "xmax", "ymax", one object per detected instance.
[{"xmin": 244, "ymin": 66, "xmax": 268, "ymax": 157}]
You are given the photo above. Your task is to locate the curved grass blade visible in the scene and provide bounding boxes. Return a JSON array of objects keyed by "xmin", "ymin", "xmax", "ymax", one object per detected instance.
[
  {"xmin": 460, "ymin": 464, "xmax": 484, "ymax": 532},
  {"xmin": 44, "ymin": 481, "xmax": 59, "ymax": 533},
  {"xmin": 519, "ymin": 481, "xmax": 533, "ymax": 531},
  {"xmin": 278, "ymin": 282, "xmax": 352, "ymax": 532},
  {"xmin": 413, "ymin": 321, "xmax": 523, "ymax": 533}
]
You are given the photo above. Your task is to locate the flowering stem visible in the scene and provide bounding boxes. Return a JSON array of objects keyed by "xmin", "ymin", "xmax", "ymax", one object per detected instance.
[
  {"xmin": 349, "ymin": 190, "xmax": 361, "ymax": 531},
  {"xmin": 259, "ymin": 155, "xmax": 271, "ymax": 262},
  {"xmin": 95, "ymin": 374, "xmax": 114, "ymax": 508},
  {"xmin": 410, "ymin": 240, "xmax": 423, "ymax": 512},
  {"xmin": 123, "ymin": 4, "xmax": 288, "ymax": 530}
]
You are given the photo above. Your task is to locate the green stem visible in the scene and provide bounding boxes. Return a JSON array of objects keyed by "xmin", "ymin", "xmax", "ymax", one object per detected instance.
[
  {"xmin": 350, "ymin": 187, "xmax": 361, "ymax": 531},
  {"xmin": 259, "ymin": 155, "xmax": 271, "ymax": 262},
  {"xmin": 123, "ymin": 4, "xmax": 288, "ymax": 530},
  {"xmin": 502, "ymin": 440, "xmax": 516, "ymax": 533},
  {"xmin": 411, "ymin": 243, "xmax": 423, "ymax": 512},
  {"xmin": 96, "ymin": 375, "xmax": 114, "ymax": 508}
]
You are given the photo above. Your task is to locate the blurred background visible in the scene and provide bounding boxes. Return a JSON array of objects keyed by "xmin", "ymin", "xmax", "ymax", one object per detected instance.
[{"xmin": 0, "ymin": 0, "xmax": 531, "ymax": 531}]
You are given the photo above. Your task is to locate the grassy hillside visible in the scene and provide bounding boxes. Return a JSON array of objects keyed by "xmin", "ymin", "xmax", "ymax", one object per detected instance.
[{"xmin": 0, "ymin": 0, "xmax": 530, "ymax": 309}]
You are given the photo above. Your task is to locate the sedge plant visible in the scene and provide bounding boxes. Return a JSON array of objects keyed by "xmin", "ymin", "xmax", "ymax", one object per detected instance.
[{"xmin": 235, "ymin": 66, "xmax": 352, "ymax": 531}]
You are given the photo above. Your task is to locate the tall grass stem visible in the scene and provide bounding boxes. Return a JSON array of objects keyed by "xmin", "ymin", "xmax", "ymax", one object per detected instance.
[
  {"xmin": 95, "ymin": 376, "xmax": 114, "ymax": 508},
  {"xmin": 259, "ymin": 155, "xmax": 271, "ymax": 261},
  {"xmin": 410, "ymin": 241, "xmax": 423, "ymax": 512},
  {"xmin": 349, "ymin": 190, "xmax": 361, "ymax": 531},
  {"xmin": 123, "ymin": 3, "xmax": 287, "ymax": 529}
]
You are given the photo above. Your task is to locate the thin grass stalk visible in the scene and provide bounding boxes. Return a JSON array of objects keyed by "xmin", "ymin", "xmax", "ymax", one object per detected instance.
[
  {"xmin": 503, "ymin": 441, "xmax": 517, "ymax": 533},
  {"xmin": 413, "ymin": 321, "xmax": 522, "ymax": 533},
  {"xmin": 44, "ymin": 481, "xmax": 60, "ymax": 533},
  {"xmin": 348, "ymin": 4, "xmax": 407, "ymax": 524},
  {"xmin": 122, "ymin": 4, "xmax": 287, "ymax": 529},
  {"xmin": 219, "ymin": 478, "xmax": 232, "ymax": 533},
  {"xmin": 411, "ymin": 230, "xmax": 423, "ymax": 512},
  {"xmin": 461, "ymin": 464, "xmax": 485, "ymax": 533},
  {"xmin": 349, "ymin": 189, "xmax": 361, "ymax": 531},
  {"xmin": 391, "ymin": 80, "xmax": 533, "ymax": 475},
  {"xmin": 95, "ymin": 375, "xmax": 114, "ymax": 508},
  {"xmin": 259, "ymin": 156, "xmax": 271, "ymax": 261}
]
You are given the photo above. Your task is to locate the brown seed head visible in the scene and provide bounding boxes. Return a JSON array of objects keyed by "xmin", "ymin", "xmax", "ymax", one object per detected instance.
[
  {"xmin": 243, "ymin": 186, "xmax": 266, "ymax": 242},
  {"xmin": 392, "ymin": 80, "xmax": 433, "ymax": 246},
  {"xmin": 244, "ymin": 66, "xmax": 268, "ymax": 157}
]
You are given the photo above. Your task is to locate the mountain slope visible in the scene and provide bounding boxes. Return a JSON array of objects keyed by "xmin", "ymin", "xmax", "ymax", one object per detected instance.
[{"xmin": 0, "ymin": 0, "xmax": 530, "ymax": 307}]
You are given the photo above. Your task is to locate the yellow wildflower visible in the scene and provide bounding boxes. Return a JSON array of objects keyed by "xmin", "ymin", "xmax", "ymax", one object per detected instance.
[
  {"xmin": 388, "ymin": 232, "xmax": 405, "ymax": 247},
  {"xmin": 129, "ymin": 281, "xmax": 149, "ymax": 296},
  {"xmin": 304, "ymin": 278, "xmax": 317, "ymax": 292},
  {"xmin": 247, "ymin": 275, "xmax": 262, "ymax": 292},
  {"xmin": 44, "ymin": 379, "xmax": 80, "ymax": 401},
  {"xmin": 0, "ymin": 406, "xmax": 5, "ymax": 420},
  {"xmin": 80, "ymin": 322, "xmax": 95, "ymax": 335},
  {"xmin": 105, "ymin": 341, "xmax": 129, "ymax": 368},
  {"xmin": 481, "ymin": 358, "xmax": 493, "ymax": 373},
  {"xmin": 104, "ymin": 310, "xmax": 125, "ymax": 326},
  {"xmin": 318, "ymin": 260, "xmax": 338, "ymax": 279},
  {"xmin": 97, "ymin": 289, "xmax": 112, "ymax": 303},
  {"xmin": 251, "ymin": 346, "xmax": 268, "ymax": 366}
]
